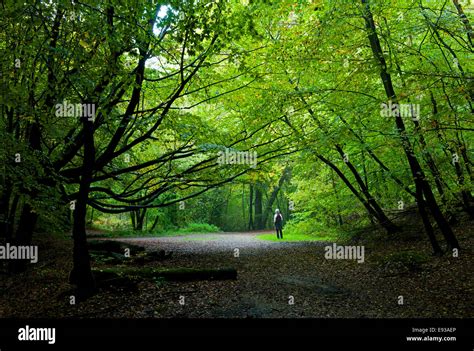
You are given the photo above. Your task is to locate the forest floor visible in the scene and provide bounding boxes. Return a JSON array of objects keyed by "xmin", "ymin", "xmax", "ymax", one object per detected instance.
[{"xmin": 0, "ymin": 220, "xmax": 472, "ymax": 318}]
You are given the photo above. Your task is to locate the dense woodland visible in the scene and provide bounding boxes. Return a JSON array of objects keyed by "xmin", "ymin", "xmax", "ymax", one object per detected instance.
[{"xmin": 0, "ymin": 0, "xmax": 472, "ymax": 307}]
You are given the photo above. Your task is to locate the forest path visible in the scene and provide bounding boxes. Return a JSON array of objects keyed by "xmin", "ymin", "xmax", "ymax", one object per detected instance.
[
  {"xmin": 104, "ymin": 232, "xmax": 353, "ymax": 318},
  {"xmin": 86, "ymin": 231, "xmax": 471, "ymax": 318},
  {"xmin": 111, "ymin": 230, "xmax": 323, "ymax": 255}
]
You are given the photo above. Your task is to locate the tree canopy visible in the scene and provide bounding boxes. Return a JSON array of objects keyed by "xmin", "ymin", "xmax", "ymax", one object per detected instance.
[{"xmin": 1, "ymin": 0, "xmax": 472, "ymax": 295}]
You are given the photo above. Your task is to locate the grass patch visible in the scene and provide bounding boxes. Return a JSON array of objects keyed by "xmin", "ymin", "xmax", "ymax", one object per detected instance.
[{"xmin": 257, "ymin": 222, "xmax": 341, "ymax": 242}]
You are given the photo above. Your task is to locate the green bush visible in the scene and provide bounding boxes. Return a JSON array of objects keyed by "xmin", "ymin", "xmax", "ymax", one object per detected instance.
[
  {"xmin": 177, "ymin": 222, "xmax": 221, "ymax": 233},
  {"xmin": 92, "ymin": 215, "xmax": 129, "ymax": 231},
  {"xmin": 283, "ymin": 218, "xmax": 340, "ymax": 239}
]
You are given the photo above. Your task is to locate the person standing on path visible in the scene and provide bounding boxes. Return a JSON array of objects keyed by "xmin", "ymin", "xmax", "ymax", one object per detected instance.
[{"xmin": 274, "ymin": 209, "xmax": 283, "ymax": 239}]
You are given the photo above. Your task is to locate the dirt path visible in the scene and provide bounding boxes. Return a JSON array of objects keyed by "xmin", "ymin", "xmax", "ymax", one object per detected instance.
[
  {"xmin": 101, "ymin": 231, "xmax": 472, "ymax": 319},
  {"xmin": 112, "ymin": 231, "xmax": 323, "ymax": 255},
  {"xmin": 106, "ymin": 232, "xmax": 350, "ymax": 318}
]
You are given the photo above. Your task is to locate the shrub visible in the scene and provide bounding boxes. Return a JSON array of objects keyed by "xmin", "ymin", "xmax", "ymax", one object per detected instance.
[{"xmin": 177, "ymin": 222, "xmax": 221, "ymax": 233}]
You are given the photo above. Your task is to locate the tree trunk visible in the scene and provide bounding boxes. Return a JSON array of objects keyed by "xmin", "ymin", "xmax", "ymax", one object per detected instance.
[
  {"xmin": 254, "ymin": 184, "xmax": 263, "ymax": 230},
  {"xmin": 0, "ymin": 181, "xmax": 12, "ymax": 239},
  {"xmin": 263, "ymin": 167, "xmax": 290, "ymax": 228},
  {"xmin": 69, "ymin": 117, "xmax": 96, "ymax": 299},
  {"xmin": 318, "ymin": 154, "xmax": 398, "ymax": 233},
  {"xmin": 335, "ymin": 144, "xmax": 397, "ymax": 231},
  {"xmin": 361, "ymin": 0, "xmax": 459, "ymax": 250},
  {"xmin": 8, "ymin": 204, "xmax": 38, "ymax": 273},
  {"xmin": 9, "ymin": 121, "xmax": 41, "ymax": 273},
  {"xmin": 248, "ymin": 184, "xmax": 254, "ymax": 230},
  {"xmin": 150, "ymin": 215, "xmax": 160, "ymax": 232},
  {"xmin": 136, "ymin": 209, "xmax": 146, "ymax": 231},
  {"xmin": 452, "ymin": 0, "xmax": 473, "ymax": 49},
  {"xmin": 331, "ymin": 170, "xmax": 344, "ymax": 226},
  {"xmin": 131, "ymin": 209, "xmax": 146, "ymax": 231},
  {"xmin": 5, "ymin": 194, "xmax": 19, "ymax": 241},
  {"xmin": 130, "ymin": 211, "xmax": 136, "ymax": 229},
  {"xmin": 392, "ymin": 60, "xmax": 450, "ymax": 206},
  {"xmin": 416, "ymin": 186, "xmax": 443, "ymax": 255}
]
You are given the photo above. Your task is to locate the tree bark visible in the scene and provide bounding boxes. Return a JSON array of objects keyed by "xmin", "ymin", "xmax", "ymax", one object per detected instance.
[
  {"xmin": 69, "ymin": 117, "xmax": 96, "ymax": 299},
  {"xmin": 248, "ymin": 184, "xmax": 254, "ymax": 230},
  {"xmin": 331, "ymin": 170, "xmax": 344, "ymax": 226}
]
